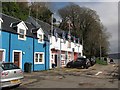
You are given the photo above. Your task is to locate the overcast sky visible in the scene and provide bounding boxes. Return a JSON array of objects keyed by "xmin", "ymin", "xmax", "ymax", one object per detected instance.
[{"xmin": 47, "ymin": 1, "xmax": 119, "ymax": 54}]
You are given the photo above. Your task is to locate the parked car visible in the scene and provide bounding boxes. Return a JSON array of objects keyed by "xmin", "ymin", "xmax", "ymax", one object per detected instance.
[
  {"xmin": 0, "ymin": 62, "xmax": 24, "ymax": 88},
  {"xmin": 66, "ymin": 57, "xmax": 91, "ymax": 69},
  {"xmin": 89, "ymin": 58, "xmax": 96, "ymax": 66}
]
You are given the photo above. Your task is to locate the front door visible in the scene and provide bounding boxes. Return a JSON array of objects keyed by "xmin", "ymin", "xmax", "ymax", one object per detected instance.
[
  {"xmin": 0, "ymin": 49, "xmax": 5, "ymax": 62},
  {"xmin": 55, "ymin": 55, "xmax": 57, "ymax": 67},
  {"xmin": 0, "ymin": 50, "xmax": 3, "ymax": 61},
  {"xmin": 13, "ymin": 51, "xmax": 21, "ymax": 67}
]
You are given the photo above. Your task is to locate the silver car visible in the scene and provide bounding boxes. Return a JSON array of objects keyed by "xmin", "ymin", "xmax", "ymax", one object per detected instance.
[{"xmin": 0, "ymin": 62, "xmax": 24, "ymax": 88}]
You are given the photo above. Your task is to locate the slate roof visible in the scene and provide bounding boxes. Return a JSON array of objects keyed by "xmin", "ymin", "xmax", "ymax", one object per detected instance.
[
  {"xmin": 26, "ymin": 16, "xmax": 49, "ymax": 41},
  {"xmin": 1, "ymin": 13, "xmax": 20, "ymax": 34},
  {"xmin": 11, "ymin": 21, "xmax": 21, "ymax": 27},
  {"xmin": 1, "ymin": 13, "xmax": 80, "ymax": 43},
  {"xmin": 29, "ymin": 17, "xmax": 80, "ymax": 43},
  {"xmin": 0, "ymin": 13, "xmax": 49, "ymax": 41}
]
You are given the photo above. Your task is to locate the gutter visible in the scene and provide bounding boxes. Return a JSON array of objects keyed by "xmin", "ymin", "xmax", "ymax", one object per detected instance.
[{"xmin": 44, "ymin": 41, "xmax": 47, "ymax": 70}]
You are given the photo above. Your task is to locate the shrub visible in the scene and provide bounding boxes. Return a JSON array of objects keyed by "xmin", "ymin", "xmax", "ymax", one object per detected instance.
[{"xmin": 96, "ymin": 58, "xmax": 108, "ymax": 65}]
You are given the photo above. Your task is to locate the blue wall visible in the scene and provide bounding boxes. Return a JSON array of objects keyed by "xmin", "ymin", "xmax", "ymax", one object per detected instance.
[
  {"xmin": 10, "ymin": 33, "xmax": 33, "ymax": 71},
  {"xmin": 45, "ymin": 41, "xmax": 50, "ymax": 70},
  {"xmin": 1, "ymin": 31, "xmax": 9, "ymax": 62},
  {"xmin": 33, "ymin": 39, "xmax": 50, "ymax": 71},
  {"xmin": 1, "ymin": 31, "xmax": 50, "ymax": 71}
]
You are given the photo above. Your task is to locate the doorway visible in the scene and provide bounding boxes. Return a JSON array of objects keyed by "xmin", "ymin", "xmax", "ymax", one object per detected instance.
[
  {"xmin": 13, "ymin": 50, "xmax": 22, "ymax": 68},
  {"xmin": 55, "ymin": 54, "xmax": 57, "ymax": 67},
  {"xmin": 0, "ymin": 49, "xmax": 5, "ymax": 62}
]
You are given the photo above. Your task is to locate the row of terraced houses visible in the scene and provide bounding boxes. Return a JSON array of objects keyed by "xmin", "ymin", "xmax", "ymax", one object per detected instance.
[{"xmin": 0, "ymin": 13, "xmax": 83, "ymax": 71}]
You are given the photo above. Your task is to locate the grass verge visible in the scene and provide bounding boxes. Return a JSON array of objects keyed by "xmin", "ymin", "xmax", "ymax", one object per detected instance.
[{"xmin": 96, "ymin": 58, "xmax": 108, "ymax": 65}]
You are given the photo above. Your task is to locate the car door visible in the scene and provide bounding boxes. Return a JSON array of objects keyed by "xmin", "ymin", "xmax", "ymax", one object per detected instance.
[{"xmin": 74, "ymin": 60, "xmax": 80, "ymax": 67}]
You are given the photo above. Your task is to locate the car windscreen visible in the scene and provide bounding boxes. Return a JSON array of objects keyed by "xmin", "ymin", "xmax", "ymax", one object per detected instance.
[
  {"xmin": 77, "ymin": 58, "xmax": 86, "ymax": 61},
  {"xmin": 1, "ymin": 63, "xmax": 20, "ymax": 70}
]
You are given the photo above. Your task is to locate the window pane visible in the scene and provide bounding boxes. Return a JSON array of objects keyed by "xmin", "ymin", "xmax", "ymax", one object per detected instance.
[
  {"xmin": 52, "ymin": 55, "xmax": 53, "ymax": 59},
  {"xmin": 35, "ymin": 54, "xmax": 38, "ymax": 62},
  {"xmin": 19, "ymin": 29, "xmax": 25, "ymax": 39},
  {"xmin": 39, "ymin": 54, "xmax": 42, "ymax": 62},
  {"xmin": 2, "ymin": 63, "xmax": 20, "ymax": 70},
  {"xmin": 20, "ymin": 29, "xmax": 25, "ymax": 34},
  {"xmin": 38, "ymin": 34, "xmax": 42, "ymax": 42},
  {"xmin": 19, "ymin": 35, "xmax": 24, "ymax": 38}
]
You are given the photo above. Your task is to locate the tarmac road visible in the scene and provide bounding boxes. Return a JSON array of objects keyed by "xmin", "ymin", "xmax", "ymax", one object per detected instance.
[{"xmin": 16, "ymin": 63, "xmax": 119, "ymax": 89}]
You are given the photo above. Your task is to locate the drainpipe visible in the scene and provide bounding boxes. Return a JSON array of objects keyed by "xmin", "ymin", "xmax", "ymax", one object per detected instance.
[
  {"xmin": 59, "ymin": 39, "xmax": 61, "ymax": 68},
  {"xmin": 44, "ymin": 41, "xmax": 47, "ymax": 70},
  {"xmin": 8, "ymin": 33, "xmax": 11, "ymax": 62},
  {"xmin": 33, "ymin": 38, "xmax": 35, "ymax": 71}
]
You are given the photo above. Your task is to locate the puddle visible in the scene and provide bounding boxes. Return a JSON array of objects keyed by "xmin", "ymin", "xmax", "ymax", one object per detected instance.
[
  {"xmin": 86, "ymin": 72, "xmax": 94, "ymax": 75},
  {"xmin": 78, "ymin": 82, "xmax": 94, "ymax": 86}
]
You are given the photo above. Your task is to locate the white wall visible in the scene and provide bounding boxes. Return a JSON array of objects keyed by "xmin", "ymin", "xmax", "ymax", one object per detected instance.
[
  {"xmin": 49, "ymin": 36, "xmax": 83, "ymax": 68},
  {"xmin": 0, "ymin": 18, "xmax": 3, "ymax": 29},
  {"xmin": 50, "ymin": 36, "xmax": 83, "ymax": 53}
]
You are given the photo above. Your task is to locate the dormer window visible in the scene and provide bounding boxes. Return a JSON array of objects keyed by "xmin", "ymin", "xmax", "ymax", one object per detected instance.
[
  {"xmin": 18, "ymin": 28, "xmax": 26, "ymax": 40},
  {"xmin": 37, "ymin": 28, "xmax": 44, "ymax": 43},
  {"xmin": 38, "ymin": 33, "xmax": 44, "ymax": 43},
  {"xmin": 14, "ymin": 21, "xmax": 28, "ymax": 41}
]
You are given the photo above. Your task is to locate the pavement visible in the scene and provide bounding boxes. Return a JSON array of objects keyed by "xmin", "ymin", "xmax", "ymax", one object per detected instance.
[
  {"xmin": 21, "ymin": 72, "xmax": 38, "ymax": 86},
  {"xmin": 21, "ymin": 78, "xmax": 37, "ymax": 86}
]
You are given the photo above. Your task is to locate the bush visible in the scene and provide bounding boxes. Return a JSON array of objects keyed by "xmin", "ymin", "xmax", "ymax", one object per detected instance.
[{"xmin": 96, "ymin": 58, "xmax": 108, "ymax": 65}]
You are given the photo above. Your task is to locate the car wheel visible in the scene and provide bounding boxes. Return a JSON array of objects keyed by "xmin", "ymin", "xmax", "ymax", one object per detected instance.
[
  {"xmin": 85, "ymin": 65, "xmax": 89, "ymax": 69},
  {"xmin": 81, "ymin": 65, "xmax": 85, "ymax": 69},
  {"xmin": 67, "ymin": 64, "xmax": 71, "ymax": 68}
]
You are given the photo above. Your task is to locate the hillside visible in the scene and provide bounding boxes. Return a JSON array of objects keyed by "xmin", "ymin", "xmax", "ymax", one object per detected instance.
[{"xmin": 108, "ymin": 53, "xmax": 120, "ymax": 59}]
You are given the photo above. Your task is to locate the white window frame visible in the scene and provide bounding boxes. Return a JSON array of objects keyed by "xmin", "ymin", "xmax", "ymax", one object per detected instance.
[
  {"xmin": 37, "ymin": 33, "xmax": 44, "ymax": 43},
  {"xmin": 0, "ymin": 49, "xmax": 6, "ymax": 62},
  {"xmin": 18, "ymin": 28, "xmax": 26, "ymax": 41},
  {"xmin": 34, "ymin": 52, "xmax": 44, "ymax": 64},
  {"xmin": 12, "ymin": 50, "xmax": 22, "ymax": 69}
]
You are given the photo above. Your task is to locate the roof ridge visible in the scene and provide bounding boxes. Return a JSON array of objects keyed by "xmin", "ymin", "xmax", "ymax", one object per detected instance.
[
  {"xmin": 1, "ymin": 13, "xmax": 33, "ymax": 25},
  {"xmin": 35, "ymin": 17, "xmax": 65, "ymax": 34},
  {"xmin": 35, "ymin": 18, "xmax": 51, "ymax": 27},
  {"xmin": 1, "ymin": 13, "xmax": 21, "ymax": 21}
]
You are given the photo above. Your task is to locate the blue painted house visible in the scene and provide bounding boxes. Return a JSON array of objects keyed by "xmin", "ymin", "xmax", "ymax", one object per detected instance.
[{"xmin": 0, "ymin": 13, "xmax": 50, "ymax": 71}]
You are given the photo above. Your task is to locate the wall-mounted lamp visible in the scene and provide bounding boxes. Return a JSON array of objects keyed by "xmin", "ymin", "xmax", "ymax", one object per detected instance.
[{"xmin": 22, "ymin": 52, "xmax": 25, "ymax": 55}]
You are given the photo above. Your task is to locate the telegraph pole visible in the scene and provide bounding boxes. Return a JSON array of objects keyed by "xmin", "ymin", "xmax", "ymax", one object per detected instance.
[
  {"xmin": 67, "ymin": 18, "xmax": 71, "ymax": 62},
  {"xmin": 100, "ymin": 33, "xmax": 102, "ymax": 60},
  {"xmin": 49, "ymin": 13, "xmax": 53, "ymax": 69}
]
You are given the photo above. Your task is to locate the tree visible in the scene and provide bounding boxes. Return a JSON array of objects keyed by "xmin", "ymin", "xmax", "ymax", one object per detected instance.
[
  {"xmin": 30, "ymin": 2, "xmax": 52, "ymax": 24},
  {"xmin": 58, "ymin": 3, "xmax": 110, "ymax": 57},
  {"xmin": 2, "ymin": 2, "xmax": 53, "ymax": 23},
  {"xmin": 2, "ymin": 2, "xmax": 29, "ymax": 20}
]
